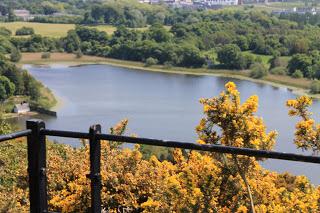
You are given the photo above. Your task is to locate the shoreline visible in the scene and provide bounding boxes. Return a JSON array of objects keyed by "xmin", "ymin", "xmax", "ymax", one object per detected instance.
[{"xmin": 19, "ymin": 53, "xmax": 320, "ymax": 99}]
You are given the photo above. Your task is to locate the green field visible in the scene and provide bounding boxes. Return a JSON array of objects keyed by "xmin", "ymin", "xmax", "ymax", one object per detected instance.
[
  {"xmin": 0, "ymin": 22, "xmax": 118, "ymax": 37},
  {"xmin": 0, "ymin": 22, "xmax": 75, "ymax": 37},
  {"xmin": 0, "ymin": 22, "xmax": 172, "ymax": 38}
]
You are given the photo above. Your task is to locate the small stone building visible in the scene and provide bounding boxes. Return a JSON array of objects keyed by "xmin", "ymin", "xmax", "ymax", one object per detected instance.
[{"xmin": 13, "ymin": 102, "xmax": 30, "ymax": 114}]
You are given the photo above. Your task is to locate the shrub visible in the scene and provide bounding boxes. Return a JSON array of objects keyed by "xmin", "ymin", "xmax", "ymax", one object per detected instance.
[
  {"xmin": 10, "ymin": 48, "xmax": 21, "ymax": 62},
  {"xmin": 15, "ymin": 27, "xmax": 35, "ymax": 36},
  {"xmin": 292, "ymin": 70, "xmax": 303, "ymax": 78},
  {"xmin": 164, "ymin": 61, "xmax": 173, "ymax": 69},
  {"xmin": 144, "ymin": 57, "xmax": 158, "ymax": 67},
  {"xmin": 269, "ymin": 67, "xmax": 287, "ymax": 75},
  {"xmin": 41, "ymin": 52, "xmax": 51, "ymax": 59},
  {"xmin": 75, "ymin": 50, "xmax": 83, "ymax": 58},
  {"xmin": 0, "ymin": 27, "xmax": 12, "ymax": 36},
  {"xmin": 269, "ymin": 56, "xmax": 282, "ymax": 69},
  {"xmin": 310, "ymin": 80, "xmax": 320, "ymax": 94},
  {"xmin": 249, "ymin": 63, "xmax": 268, "ymax": 79}
]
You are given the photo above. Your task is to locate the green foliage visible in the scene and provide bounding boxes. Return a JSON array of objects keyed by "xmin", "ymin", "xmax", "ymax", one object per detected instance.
[
  {"xmin": 15, "ymin": 27, "xmax": 35, "ymax": 36},
  {"xmin": 41, "ymin": 52, "xmax": 51, "ymax": 59},
  {"xmin": 7, "ymin": 9, "xmax": 16, "ymax": 22},
  {"xmin": 269, "ymin": 56, "xmax": 281, "ymax": 69},
  {"xmin": 292, "ymin": 70, "xmax": 304, "ymax": 79},
  {"xmin": 148, "ymin": 24, "xmax": 172, "ymax": 43},
  {"xmin": 217, "ymin": 44, "xmax": 251, "ymax": 69},
  {"xmin": 22, "ymin": 71, "xmax": 40, "ymax": 100},
  {"xmin": 235, "ymin": 35, "xmax": 249, "ymax": 51},
  {"xmin": 0, "ymin": 110, "xmax": 11, "ymax": 134},
  {"xmin": 0, "ymin": 76, "xmax": 15, "ymax": 101},
  {"xmin": 269, "ymin": 67, "xmax": 287, "ymax": 76},
  {"xmin": 87, "ymin": 1, "xmax": 167, "ymax": 27},
  {"xmin": 288, "ymin": 54, "xmax": 313, "ymax": 78},
  {"xmin": 10, "ymin": 48, "xmax": 21, "ymax": 63},
  {"xmin": 75, "ymin": 50, "xmax": 83, "ymax": 58},
  {"xmin": 217, "ymin": 44, "xmax": 242, "ymax": 69},
  {"xmin": 164, "ymin": 61, "xmax": 173, "ymax": 69},
  {"xmin": 310, "ymin": 80, "xmax": 320, "ymax": 94},
  {"xmin": 0, "ymin": 27, "xmax": 11, "ymax": 37},
  {"xmin": 249, "ymin": 63, "xmax": 268, "ymax": 79},
  {"xmin": 32, "ymin": 16, "xmax": 82, "ymax": 24},
  {"xmin": 144, "ymin": 57, "xmax": 158, "ymax": 67},
  {"xmin": 63, "ymin": 30, "xmax": 81, "ymax": 53}
]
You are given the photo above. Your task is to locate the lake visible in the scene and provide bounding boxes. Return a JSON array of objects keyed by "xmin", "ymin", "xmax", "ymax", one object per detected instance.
[{"xmin": 13, "ymin": 64, "xmax": 320, "ymax": 184}]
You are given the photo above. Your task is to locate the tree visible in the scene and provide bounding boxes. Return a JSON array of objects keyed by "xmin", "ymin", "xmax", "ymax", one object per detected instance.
[
  {"xmin": 41, "ymin": 52, "xmax": 51, "ymax": 59},
  {"xmin": 124, "ymin": 8, "xmax": 146, "ymax": 28},
  {"xmin": 64, "ymin": 30, "xmax": 81, "ymax": 53},
  {"xmin": 292, "ymin": 70, "xmax": 304, "ymax": 78},
  {"xmin": 0, "ymin": 27, "xmax": 11, "ymax": 36},
  {"xmin": 144, "ymin": 57, "xmax": 158, "ymax": 67},
  {"xmin": 41, "ymin": 1, "xmax": 60, "ymax": 15},
  {"xmin": 0, "ymin": 76, "xmax": 15, "ymax": 101},
  {"xmin": 217, "ymin": 44, "xmax": 243, "ymax": 69},
  {"xmin": 269, "ymin": 54, "xmax": 281, "ymax": 69},
  {"xmin": 10, "ymin": 48, "xmax": 21, "ymax": 63},
  {"xmin": 75, "ymin": 50, "xmax": 83, "ymax": 59},
  {"xmin": 196, "ymin": 82, "xmax": 277, "ymax": 212},
  {"xmin": 178, "ymin": 45, "xmax": 205, "ymax": 68},
  {"xmin": 15, "ymin": 27, "xmax": 35, "ymax": 36},
  {"xmin": 22, "ymin": 72, "xmax": 40, "ymax": 100},
  {"xmin": 310, "ymin": 80, "xmax": 320, "ymax": 94},
  {"xmin": 7, "ymin": 9, "xmax": 16, "ymax": 22},
  {"xmin": 287, "ymin": 54, "xmax": 313, "ymax": 77},
  {"xmin": 235, "ymin": 35, "xmax": 249, "ymax": 51},
  {"xmin": 291, "ymin": 39, "xmax": 309, "ymax": 54},
  {"xmin": 249, "ymin": 63, "xmax": 268, "ymax": 79},
  {"xmin": 148, "ymin": 24, "xmax": 172, "ymax": 43}
]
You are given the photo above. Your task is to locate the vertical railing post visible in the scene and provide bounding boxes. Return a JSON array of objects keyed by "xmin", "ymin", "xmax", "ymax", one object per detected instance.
[
  {"xmin": 88, "ymin": 124, "xmax": 102, "ymax": 213},
  {"xmin": 26, "ymin": 119, "xmax": 48, "ymax": 213}
]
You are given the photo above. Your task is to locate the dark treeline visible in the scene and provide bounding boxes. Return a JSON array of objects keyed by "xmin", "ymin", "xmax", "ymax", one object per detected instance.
[
  {"xmin": 0, "ymin": 28, "xmax": 53, "ymax": 108},
  {"xmin": 0, "ymin": 54, "xmax": 41, "ymax": 102}
]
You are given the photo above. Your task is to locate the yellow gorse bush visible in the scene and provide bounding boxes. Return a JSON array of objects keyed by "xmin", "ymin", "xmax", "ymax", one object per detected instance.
[
  {"xmin": 0, "ymin": 82, "xmax": 319, "ymax": 212},
  {"xmin": 287, "ymin": 96, "xmax": 320, "ymax": 152}
]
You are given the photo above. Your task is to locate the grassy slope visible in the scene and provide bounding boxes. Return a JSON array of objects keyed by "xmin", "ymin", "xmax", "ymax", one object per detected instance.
[
  {"xmin": 0, "ymin": 22, "xmax": 118, "ymax": 37},
  {"xmin": 20, "ymin": 52, "xmax": 315, "ymax": 98}
]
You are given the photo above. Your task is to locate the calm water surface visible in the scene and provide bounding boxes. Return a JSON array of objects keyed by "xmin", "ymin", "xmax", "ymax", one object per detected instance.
[{"xmin": 14, "ymin": 64, "xmax": 320, "ymax": 184}]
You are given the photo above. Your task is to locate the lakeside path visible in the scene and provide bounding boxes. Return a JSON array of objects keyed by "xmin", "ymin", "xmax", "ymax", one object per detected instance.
[{"xmin": 19, "ymin": 52, "xmax": 319, "ymax": 99}]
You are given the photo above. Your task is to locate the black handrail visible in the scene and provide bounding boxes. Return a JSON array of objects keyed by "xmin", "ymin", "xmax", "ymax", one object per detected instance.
[
  {"xmin": 42, "ymin": 129, "xmax": 320, "ymax": 164},
  {"xmin": 0, "ymin": 129, "xmax": 31, "ymax": 142},
  {"xmin": 0, "ymin": 119, "xmax": 319, "ymax": 213}
]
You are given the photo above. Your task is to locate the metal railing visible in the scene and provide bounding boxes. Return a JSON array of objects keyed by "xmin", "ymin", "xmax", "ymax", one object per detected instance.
[{"xmin": 1, "ymin": 119, "xmax": 320, "ymax": 213}]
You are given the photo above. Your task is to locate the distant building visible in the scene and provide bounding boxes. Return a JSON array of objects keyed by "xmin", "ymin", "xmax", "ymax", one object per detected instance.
[
  {"xmin": 13, "ymin": 9, "xmax": 34, "ymax": 21},
  {"xmin": 272, "ymin": 7, "xmax": 319, "ymax": 15},
  {"xmin": 203, "ymin": 0, "xmax": 239, "ymax": 6},
  {"xmin": 139, "ymin": 0, "xmax": 151, "ymax": 3},
  {"xmin": 13, "ymin": 102, "xmax": 30, "ymax": 114}
]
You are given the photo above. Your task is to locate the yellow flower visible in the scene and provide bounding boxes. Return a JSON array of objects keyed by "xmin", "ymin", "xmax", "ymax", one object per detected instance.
[{"xmin": 197, "ymin": 139, "xmax": 206, "ymax": 144}]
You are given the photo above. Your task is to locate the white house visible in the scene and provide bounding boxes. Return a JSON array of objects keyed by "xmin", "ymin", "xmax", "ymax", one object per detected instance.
[
  {"xmin": 204, "ymin": 0, "xmax": 239, "ymax": 6},
  {"xmin": 13, "ymin": 102, "xmax": 30, "ymax": 114},
  {"xmin": 13, "ymin": 9, "xmax": 34, "ymax": 21}
]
